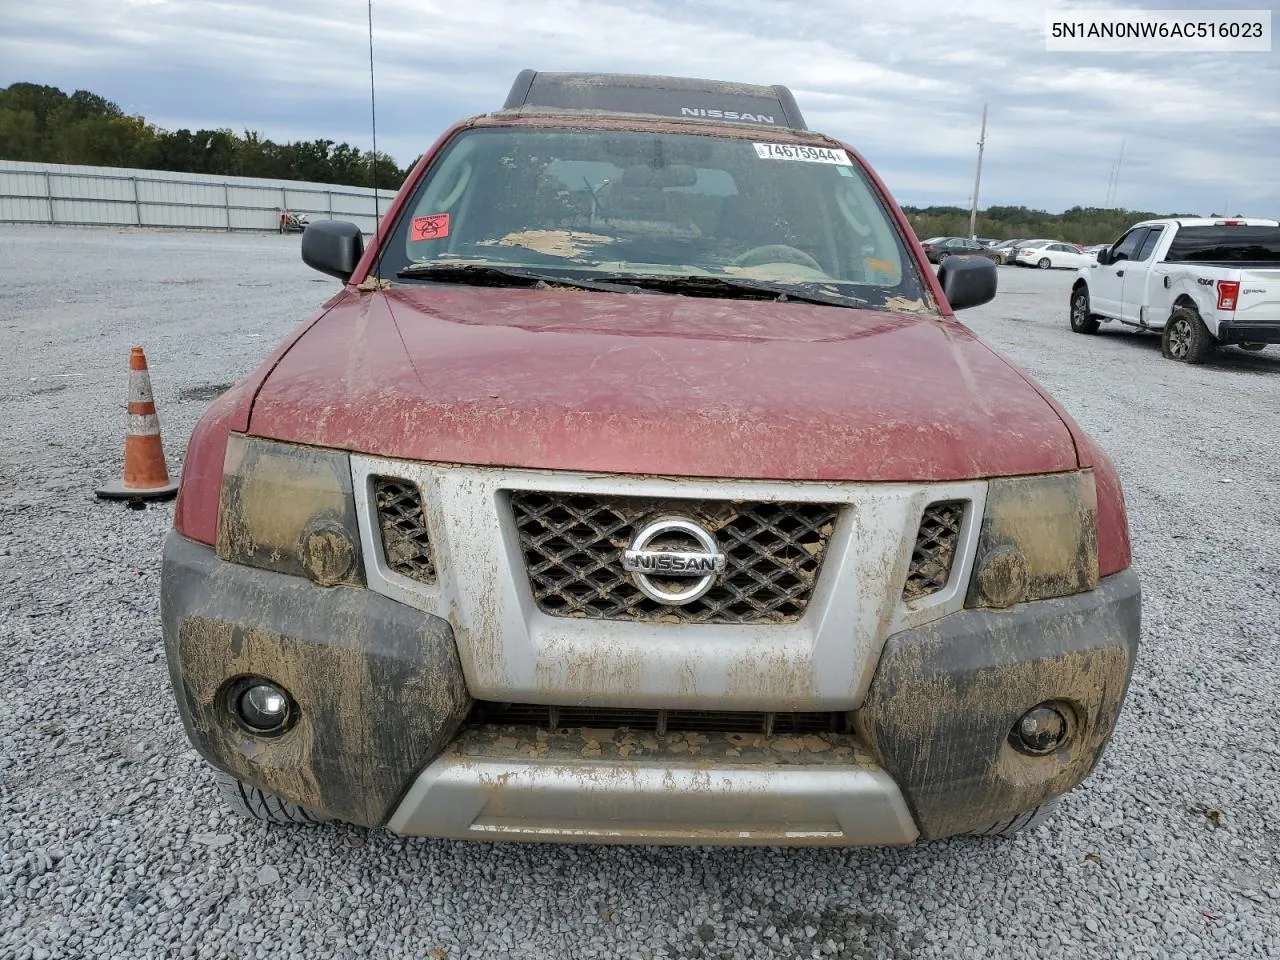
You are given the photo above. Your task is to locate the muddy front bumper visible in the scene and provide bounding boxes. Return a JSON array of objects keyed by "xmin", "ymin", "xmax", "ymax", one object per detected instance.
[{"xmin": 161, "ymin": 531, "xmax": 1140, "ymax": 844}]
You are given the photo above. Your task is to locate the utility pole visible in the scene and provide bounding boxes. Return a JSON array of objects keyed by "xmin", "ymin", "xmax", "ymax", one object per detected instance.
[
  {"xmin": 968, "ymin": 102, "xmax": 987, "ymax": 240},
  {"xmin": 1113, "ymin": 138, "xmax": 1125, "ymax": 209},
  {"xmin": 1106, "ymin": 139, "xmax": 1126, "ymax": 209},
  {"xmin": 368, "ymin": 0, "xmax": 380, "ymax": 227}
]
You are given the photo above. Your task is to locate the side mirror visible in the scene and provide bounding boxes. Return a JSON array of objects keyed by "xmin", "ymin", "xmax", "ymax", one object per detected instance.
[
  {"xmin": 937, "ymin": 254, "xmax": 997, "ymax": 311},
  {"xmin": 301, "ymin": 220, "xmax": 365, "ymax": 282},
  {"xmin": 1096, "ymin": 248, "xmax": 1112, "ymax": 265}
]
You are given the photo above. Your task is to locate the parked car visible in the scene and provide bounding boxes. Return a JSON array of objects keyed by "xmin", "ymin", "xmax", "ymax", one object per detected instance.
[
  {"xmin": 1007, "ymin": 239, "xmax": 1053, "ymax": 261},
  {"xmin": 918, "ymin": 236, "xmax": 957, "ymax": 261},
  {"xmin": 987, "ymin": 239, "xmax": 1025, "ymax": 264},
  {"xmin": 1070, "ymin": 217, "xmax": 1280, "ymax": 362},
  {"xmin": 920, "ymin": 236, "xmax": 999, "ymax": 264},
  {"xmin": 161, "ymin": 70, "xmax": 1140, "ymax": 849},
  {"xmin": 1015, "ymin": 241, "xmax": 1094, "ymax": 270}
]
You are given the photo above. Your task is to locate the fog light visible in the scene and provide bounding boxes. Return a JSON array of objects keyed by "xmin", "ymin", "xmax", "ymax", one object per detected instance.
[
  {"xmin": 236, "ymin": 682, "xmax": 293, "ymax": 734},
  {"xmin": 1012, "ymin": 703, "xmax": 1068, "ymax": 755}
]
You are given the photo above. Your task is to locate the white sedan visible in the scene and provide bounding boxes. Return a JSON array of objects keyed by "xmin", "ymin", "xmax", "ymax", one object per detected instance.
[{"xmin": 1015, "ymin": 242, "xmax": 1093, "ymax": 269}]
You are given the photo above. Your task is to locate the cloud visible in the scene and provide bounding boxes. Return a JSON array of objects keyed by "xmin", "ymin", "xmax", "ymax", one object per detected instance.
[{"xmin": 1, "ymin": 0, "xmax": 1276, "ymax": 214}]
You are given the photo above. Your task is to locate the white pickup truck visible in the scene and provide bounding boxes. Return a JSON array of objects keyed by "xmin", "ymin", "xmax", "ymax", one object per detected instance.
[{"xmin": 1069, "ymin": 217, "xmax": 1280, "ymax": 363}]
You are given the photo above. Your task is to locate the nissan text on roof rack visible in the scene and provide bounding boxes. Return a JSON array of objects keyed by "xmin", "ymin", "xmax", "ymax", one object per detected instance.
[
  {"xmin": 160, "ymin": 70, "xmax": 1142, "ymax": 847},
  {"xmin": 1070, "ymin": 217, "xmax": 1280, "ymax": 363}
]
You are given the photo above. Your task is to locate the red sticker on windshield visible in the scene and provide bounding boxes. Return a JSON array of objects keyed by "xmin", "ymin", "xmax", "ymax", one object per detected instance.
[{"xmin": 411, "ymin": 213, "xmax": 450, "ymax": 241}]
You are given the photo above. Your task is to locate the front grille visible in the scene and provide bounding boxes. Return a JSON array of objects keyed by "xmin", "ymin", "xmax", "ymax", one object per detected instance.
[
  {"xmin": 373, "ymin": 476, "xmax": 436, "ymax": 584},
  {"xmin": 902, "ymin": 500, "xmax": 966, "ymax": 600},
  {"xmin": 509, "ymin": 492, "xmax": 839, "ymax": 623},
  {"xmin": 468, "ymin": 702, "xmax": 849, "ymax": 736}
]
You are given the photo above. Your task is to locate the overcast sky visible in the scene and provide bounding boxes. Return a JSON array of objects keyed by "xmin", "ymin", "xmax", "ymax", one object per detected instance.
[{"xmin": 2, "ymin": 0, "xmax": 1277, "ymax": 215}]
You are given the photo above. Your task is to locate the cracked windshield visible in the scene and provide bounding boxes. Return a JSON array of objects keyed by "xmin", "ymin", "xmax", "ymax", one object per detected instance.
[{"xmin": 382, "ymin": 127, "xmax": 928, "ymax": 310}]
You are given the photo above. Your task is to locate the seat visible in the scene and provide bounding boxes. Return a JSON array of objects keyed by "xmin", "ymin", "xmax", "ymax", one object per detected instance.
[{"xmin": 596, "ymin": 165, "xmax": 697, "ymax": 226}]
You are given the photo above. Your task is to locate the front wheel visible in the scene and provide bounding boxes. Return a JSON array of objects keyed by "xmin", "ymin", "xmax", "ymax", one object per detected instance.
[
  {"xmin": 1037, "ymin": 257, "xmax": 1051, "ymax": 270},
  {"xmin": 1161, "ymin": 306, "xmax": 1214, "ymax": 364},
  {"xmin": 969, "ymin": 796, "xmax": 1064, "ymax": 837},
  {"xmin": 211, "ymin": 768, "xmax": 331, "ymax": 826},
  {"xmin": 1070, "ymin": 286, "xmax": 1100, "ymax": 334}
]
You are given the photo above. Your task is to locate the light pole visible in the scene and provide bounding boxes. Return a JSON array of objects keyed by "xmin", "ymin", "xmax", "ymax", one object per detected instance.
[{"xmin": 968, "ymin": 103, "xmax": 988, "ymax": 240}]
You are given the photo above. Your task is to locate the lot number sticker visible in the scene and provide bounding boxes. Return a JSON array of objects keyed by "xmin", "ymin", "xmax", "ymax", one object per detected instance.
[{"xmin": 753, "ymin": 143, "xmax": 852, "ymax": 165}]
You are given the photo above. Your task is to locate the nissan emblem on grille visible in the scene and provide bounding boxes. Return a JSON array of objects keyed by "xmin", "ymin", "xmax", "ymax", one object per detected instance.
[
  {"xmin": 622, "ymin": 518, "xmax": 727, "ymax": 605},
  {"xmin": 509, "ymin": 492, "xmax": 838, "ymax": 624}
]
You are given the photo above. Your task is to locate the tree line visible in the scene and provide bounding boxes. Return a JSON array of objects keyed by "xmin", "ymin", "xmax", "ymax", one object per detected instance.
[
  {"xmin": 0, "ymin": 82, "xmax": 410, "ymax": 189},
  {"xmin": 1, "ymin": 82, "xmax": 1248, "ymax": 241},
  {"xmin": 902, "ymin": 203, "xmax": 1237, "ymax": 247}
]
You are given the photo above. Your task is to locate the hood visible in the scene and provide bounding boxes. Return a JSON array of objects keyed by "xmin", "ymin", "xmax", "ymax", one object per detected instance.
[{"xmin": 247, "ymin": 286, "xmax": 1078, "ymax": 482}]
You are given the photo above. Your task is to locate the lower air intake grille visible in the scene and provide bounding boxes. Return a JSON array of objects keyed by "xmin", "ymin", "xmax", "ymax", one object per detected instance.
[
  {"xmin": 509, "ymin": 492, "xmax": 839, "ymax": 624},
  {"xmin": 468, "ymin": 702, "xmax": 849, "ymax": 736},
  {"xmin": 373, "ymin": 476, "xmax": 436, "ymax": 584},
  {"xmin": 902, "ymin": 500, "xmax": 966, "ymax": 600}
]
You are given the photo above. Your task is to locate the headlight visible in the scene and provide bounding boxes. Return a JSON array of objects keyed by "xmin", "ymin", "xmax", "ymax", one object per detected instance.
[
  {"xmin": 215, "ymin": 434, "xmax": 364, "ymax": 587},
  {"xmin": 965, "ymin": 470, "xmax": 1098, "ymax": 609}
]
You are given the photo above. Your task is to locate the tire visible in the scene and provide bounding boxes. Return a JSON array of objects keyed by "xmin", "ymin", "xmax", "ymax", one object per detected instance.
[
  {"xmin": 1161, "ymin": 305, "xmax": 1214, "ymax": 364},
  {"xmin": 211, "ymin": 768, "xmax": 331, "ymax": 826},
  {"xmin": 1070, "ymin": 286, "xmax": 1100, "ymax": 334},
  {"xmin": 968, "ymin": 796, "xmax": 1064, "ymax": 838},
  {"xmin": 1037, "ymin": 257, "xmax": 1051, "ymax": 270}
]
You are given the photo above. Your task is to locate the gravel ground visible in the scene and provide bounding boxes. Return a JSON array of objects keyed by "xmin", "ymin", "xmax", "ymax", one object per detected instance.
[{"xmin": 1, "ymin": 224, "xmax": 1277, "ymax": 960}]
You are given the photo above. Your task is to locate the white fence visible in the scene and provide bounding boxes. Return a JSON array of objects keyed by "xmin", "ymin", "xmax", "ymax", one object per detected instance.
[{"xmin": 0, "ymin": 160, "xmax": 395, "ymax": 234}]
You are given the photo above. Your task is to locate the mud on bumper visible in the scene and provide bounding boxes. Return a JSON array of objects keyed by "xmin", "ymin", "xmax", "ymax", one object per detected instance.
[{"xmin": 161, "ymin": 531, "xmax": 1140, "ymax": 843}]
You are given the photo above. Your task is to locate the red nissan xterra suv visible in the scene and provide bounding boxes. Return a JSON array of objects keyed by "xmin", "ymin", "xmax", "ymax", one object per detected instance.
[{"xmin": 161, "ymin": 71, "xmax": 1140, "ymax": 845}]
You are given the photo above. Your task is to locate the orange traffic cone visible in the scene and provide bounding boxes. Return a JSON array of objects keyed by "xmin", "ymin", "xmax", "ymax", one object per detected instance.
[{"xmin": 95, "ymin": 346, "xmax": 180, "ymax": 501}]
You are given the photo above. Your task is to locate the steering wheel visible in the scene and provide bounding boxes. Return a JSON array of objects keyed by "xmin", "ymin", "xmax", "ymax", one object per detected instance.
[
  {"xmin": 836, "ymin": 186, "xmax": 871, "ymax": 236},
  {"xmin": 436, "ymin": 161, "xmax": 472, "ymax": 211},
  {"xmin": 732, "ymin": 244, "xmax": 823, "ymax": 272}
]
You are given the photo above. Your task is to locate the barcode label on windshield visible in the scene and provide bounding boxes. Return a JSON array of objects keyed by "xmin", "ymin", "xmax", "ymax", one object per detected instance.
[{"xmin": 753, "ymin": 143, "xmax": 852, "ymax": 165}]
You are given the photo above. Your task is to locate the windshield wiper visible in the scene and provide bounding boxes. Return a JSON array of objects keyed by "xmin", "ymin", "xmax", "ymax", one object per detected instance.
[
  {"xmin": 619, "ymin": 274, "xmax": 870, "ymax": 309},
  {"xmin": 396, "ymin": 262, "xmax": 640, "ymax": 294},
  {"xmin": 395, "ymin": 264, "xmax": 873, "ymax": 308}
]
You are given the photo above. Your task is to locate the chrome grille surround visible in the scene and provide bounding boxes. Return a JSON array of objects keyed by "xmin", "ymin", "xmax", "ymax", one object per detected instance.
[
  {"xmin": 509, "ymin": 492, "xmax": 840, "ymax": 624},
  {"xmin": 350, "ymin": 456, "xmax": 991, "ymax": 710}
]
